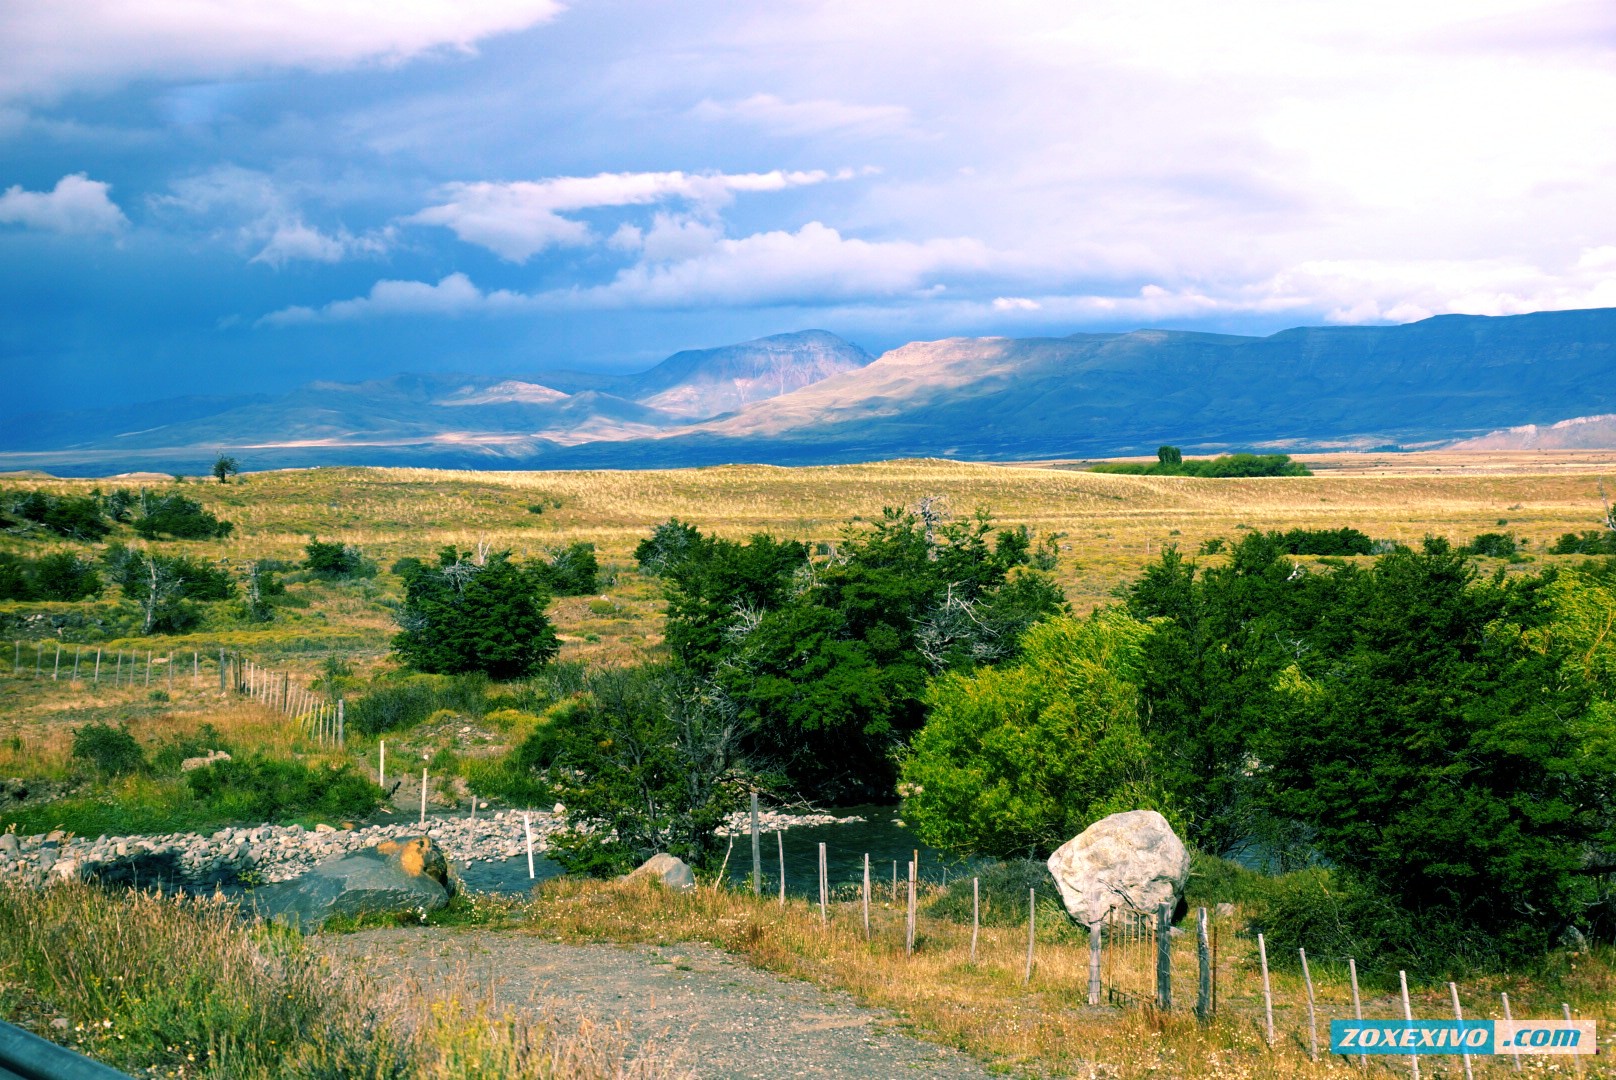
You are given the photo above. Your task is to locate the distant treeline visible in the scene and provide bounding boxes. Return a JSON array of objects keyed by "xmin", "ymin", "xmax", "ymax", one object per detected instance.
[{"xmin": 1089, "ymin": 447, "xmax": 1312, "ymax": 477}]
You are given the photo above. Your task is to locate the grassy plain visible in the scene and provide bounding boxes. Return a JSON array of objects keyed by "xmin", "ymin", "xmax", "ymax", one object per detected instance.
[{"xmin": 3, "ymin": 452, "xmax": 1614, "ymax": 812}]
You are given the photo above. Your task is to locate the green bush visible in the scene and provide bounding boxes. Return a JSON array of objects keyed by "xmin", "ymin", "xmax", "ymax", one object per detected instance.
[
  {"xmin": 71, "ymin": 723, "xmax": 146, "ymax": 777},
  {"xmin": 926, "ymin": 859, "xmax": 1058, "ymax": 927},
  {"xmin": 1461, "ymin": 531, "xmax": 1518, "ymax": 558},
  {"xmin": 130, "ymin": 492, "xmax": 233, "ymax": 540},
  {"xmin": 149, "ymin": 724, "xmax": 230, "ymax": 776},
  {"xmin": 184, "ymin": 756, "xmax": 380, "ymax": 822},
  {"xmin": 535, "ymin": 541, "xmax": 599, "ymax": 596},
  {"xmin": 1549, "ymin": 530, "xmax": 1616, "ymax": 555},
  {"xmin": 0, "ymin": 551, "xmax": 101, "ymax": 601},
  {"xmin": 346, "ymin": 673, "xmax": 491, "ymax": 735},
  {"xmin": 1090, "ymin": 454, "xmax": 1311, "ymax": 478},
  {"xmin": 1182, "ymin": 851, "xmax": 1268, "ymax": 909},
  {"xmin": 1, "ymin": 489, "xmax": 111, "ymax": 540},
  {"xmin": 303, "ymin": 538, "xmax": 375, "ymax": 579}
]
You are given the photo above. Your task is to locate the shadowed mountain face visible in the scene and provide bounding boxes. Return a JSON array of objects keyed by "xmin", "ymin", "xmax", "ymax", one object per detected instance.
[{"xmin": 5, "ymin": 310, "xmax": 1616, "ymax": 474}]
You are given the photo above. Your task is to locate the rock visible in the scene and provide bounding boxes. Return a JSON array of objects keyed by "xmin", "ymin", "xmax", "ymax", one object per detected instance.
[
  {"xmin": 44, "ymin": 830, "xmax": 66, "ymax": 845},
  {"xmin": 314, "ymin": 823, "xmax": 336, "ymax": 834},
  {"xmin": 249, "ymin": 836, "xmax": 451, "ymax": 931},
  {"xmin": 622, "ymin": 852, "xmax": 695, "ymax": 891},
  {"xmin": 0, "ymin": 834, "xmax": 18, "ymax": 855},
  {"xmin": 1214, "ymin": 902, "xmax": 1236, "ymax": 920},
  {"xmin": 50, "ymin": 858, "xmax": 80, "ymax": 882},
  {"xmin": 181, "ymin": 750, "xmax": 231, "ymax": 772},
  {"xmin": 1046, "ymin": 810, "xmax": 1190, "ymax": 926}
]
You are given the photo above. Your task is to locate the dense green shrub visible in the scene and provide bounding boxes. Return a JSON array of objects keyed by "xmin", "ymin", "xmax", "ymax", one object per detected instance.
[
  {"xmin": 1549, "ymin": 529, "xmax": 1616, "ymax": 555},
  {"xmin": 71, "ymin": 723, "xmax": 146, "ymax": 777},
  {"xmin": 303, "ymin": 538, "xmax": 374, "ymax": 579},
  {"xmin": 0, "ymin": 551, "xmax": 101, "ymax": 601},
  {"xmin": 1274, "ymin": 527, "xmax": 1375, "ymax": 556},
  {"xmin": 534, "ymin": 541, "xmax": 599, "ymax": 596},
  {"xmin": 183, "ymin": 756, "xmax": 380, "ymax": 822},
  {"xmin": 131, "ymin": 492, "xmax": 233, "ymax": 540},
  {"xmin": 346, "ymin": 673, "xmax": 490, "ymax": 735},
  {"xmin": 1181, "ymin": 851, "xmax": 1269, "ymax": 909},
  {"xmin": 1461, "ymin": 531, "xmax": 1518, "ymax": 558},
  {"xmin": 927, "ymin": 859, "xmax": 1058, "ymax": 927},
  {"xmin": 392, "ymin": 547, "xmax": 560, "ymax": 679},
  {"xmin": 149, "ymin": 724, "xmax": 230, "ymax": 776},
  {"xmin": 902, "ymin": 612, "xmax": 1164, "ymax": 857},
  {"xmin": 0, "ymin": 489, "xmax": 111, "ymax": 540}
]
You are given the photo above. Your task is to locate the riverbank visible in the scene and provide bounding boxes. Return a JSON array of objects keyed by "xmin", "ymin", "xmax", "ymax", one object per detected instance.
[{"xmin": 0, "ymin": 806, "xmax": 872, "ymax": 891}]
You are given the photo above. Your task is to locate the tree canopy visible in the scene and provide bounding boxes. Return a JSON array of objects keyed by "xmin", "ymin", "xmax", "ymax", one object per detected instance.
[{"xmin": 392, "ymin": 546, "xmax": 560, "ymax": 679}]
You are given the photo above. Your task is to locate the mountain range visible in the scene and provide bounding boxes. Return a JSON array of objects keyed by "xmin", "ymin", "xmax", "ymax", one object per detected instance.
[{"xmin": 3, "ymin": 310, "xmax": 1615, "ymax": 475}]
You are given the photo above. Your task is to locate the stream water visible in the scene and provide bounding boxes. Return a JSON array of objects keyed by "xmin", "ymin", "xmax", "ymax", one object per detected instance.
[{"xmin": 459, "ymin": 804, "xmax": 982, "ymax": 897}]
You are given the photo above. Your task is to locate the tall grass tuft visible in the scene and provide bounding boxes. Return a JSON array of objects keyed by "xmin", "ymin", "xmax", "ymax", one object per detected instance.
[{"xmin": 0, "ymin": 883, "xmax": 680, "ymax": 1079}]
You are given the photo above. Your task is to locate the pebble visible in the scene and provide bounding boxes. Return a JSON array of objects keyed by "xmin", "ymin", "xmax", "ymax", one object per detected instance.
[{"xmin": 0, "ymin": 806, "xmax": 851, "ymax": 890}]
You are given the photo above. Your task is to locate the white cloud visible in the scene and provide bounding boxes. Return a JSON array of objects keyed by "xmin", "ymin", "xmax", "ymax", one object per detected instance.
[
  {"xmin": 0, "ymin": 1, "xmax": 564, "ymax": 103},
  {"xmin": 156, "ymin": 165, "xmax": 391, "ymax": 266},
  {"xmin": 992, "ymin": 297, "xmax": 1041, "ymax": 312},
  {"xmin": 691, "ymin": 93, "xmax": 914, "ymax": 137},
  {"xmin": 407, "ymin": 169, "xmax": 845, "ymax": 262},
  {"xmin": 0, "ymin": 173, "xmax": 127, "ymax": 234},
  {"xmin": 261, "ymin": 272, "xmax": 527, "ymax": 325},
  {"xmin": 564, "ymin": 221, "xmax": 991, "ymax": 309}
]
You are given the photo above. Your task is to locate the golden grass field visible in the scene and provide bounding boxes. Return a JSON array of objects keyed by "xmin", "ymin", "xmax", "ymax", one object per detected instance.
[{"xmin": 3, "ymin": 451, "xmax": 1614, "ymax": 783}]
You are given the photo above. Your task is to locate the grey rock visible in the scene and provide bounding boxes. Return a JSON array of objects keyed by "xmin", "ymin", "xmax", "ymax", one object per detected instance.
[
  {"xmin": 0, "ymin": 834, "xmax": 18, "ymax": 855},
  {"xmin": 622, "ymin": 852, "xmax": 696, "ymax": 891},
  {"xmin": 1214, "ymin": 902, "xmax": 1236, "ymax": 920},
  {"xmin": 184, "ymin": 751, "xmax": 232, "ymax": 772},
  {"xmin": 1047, "ymin": 810, "xmax": 1191, "ymax": 926},
  {"xmin": 250, "ymin": 836, "xmax": 451, "ymax": 931}
]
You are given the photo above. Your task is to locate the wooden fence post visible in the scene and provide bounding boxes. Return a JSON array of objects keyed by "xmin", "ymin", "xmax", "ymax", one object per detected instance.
[
  {"xmin": 1500, "ymin": 992, "xmax": 1521, "ymax": 1073},
  {"xmin": 93, "ymin": 648, "xmax": 101, "ymax": 685},
  {"xmin": 905, "ymin": 859, "xmax": 917, "ymax": 955},
  {"xmin": 1449, "ymin": 982, "xmax": 1473, "ymax": 1080},
  {"xmin": 862, "ymin": 853, "xmax": 870, "ymax": 940},
  {"xmin": 1258, "ymin": 933, "xmax": 1275, "ymax": 1046},
  {"xmin": 1088, "ymin": 919, "xmax": 1102, "ymax": 1005},
  {"xmin": 750, "ymin": 792, "xmax": 762, "ymax": 895},
  {"xmin": 72, "ymin": 646, "xmax": 81, "ymax": 681},
  {"xmin": 1399, "ymin": 970, "xmax": 1421, "ymax": 1080},
  {"xmin": 1301, "ymin": 948, "xmax": 1318, "ymax": 1061},
  {"xmin": 1156, "ymin": 903, "xmax": 1172, "ymax": 1010},
  {"xmin": 970, "ymin": 877, "xmax": 980, "ymax": 964},
  {"xmin": 777, "ymin": 831, "xmax": 786, "ymax": 906},
  {"xmin": 1350, "ymin": 958, "xmax": 1366, "ymax": 1067},
  {"xmin": 1195, "ymin": 907, "xmax": 1211, "ymax": 1021},
  {"xmin": 1023, "ymin": 888, "xmax": 1037, "ymax": 985},
  {"xmin": 818, "ymin": 842, "xmax": 828, "ymax": 925},
  {"xmin": 523, "ymin": 810, "xmax": 535, "ymax": 879},
  {"xmin": 52, "ymin": 644, "xmax": 61, "ymax": 680}
]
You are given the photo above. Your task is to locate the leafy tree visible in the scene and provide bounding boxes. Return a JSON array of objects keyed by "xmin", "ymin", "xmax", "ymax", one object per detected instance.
[
  {"xmin": 1256, "ymin": 548, "xmax": 1607, "ymax": 960},
  {"xmin": 103, "ymin": 545, "xmax": 234, "ymax": 632},
  {"xmin": 902, "ymin": 612, "xmax": 1164, "ymax": 858},
  {"xmin": 392, "ymin": 546, "xmax": 560, "ymax": 679},
  {"xmin": 1549, "ymin": 530, "xmax": 1616, "ymax": 555},
  {"xmin": 1091, "ymin": 453, "xmax": 1311, "ymax": 478},
  {"xmin": 513, "ymin": 665, "xmax": 747, "ymax": 875},
  {"xmin": 1461, "ymin": 532, "xmax": 1518, "ymax": 558},
  {"xmin": 1274, "ymin": 527, "xmax": 1377, "ymax": 556},
  {"xmin": 1157, "ymin": 445, "xmax": 1183, "ymax": 466},
  {"xmin": 653, "ymin": 508, "xmax": 1066, "ymax": 800},
  {"xmin": 634, "ymin": 519, "xmax": 705, "ymax": 576},
  {"xmin": 211, "ymin": 455, "xmax": 240, "ymax": 484}
]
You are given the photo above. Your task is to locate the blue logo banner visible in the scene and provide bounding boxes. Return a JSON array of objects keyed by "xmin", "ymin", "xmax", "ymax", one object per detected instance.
[{"xmin": 1331, "ymin": 1020, "xmax": 1493, "ymax": 1055}]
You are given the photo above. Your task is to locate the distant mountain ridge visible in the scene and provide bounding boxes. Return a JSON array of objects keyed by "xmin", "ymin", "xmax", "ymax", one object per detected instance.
[{"xmin": 4, "ymin": 310, "xmax": 1615, "ymax": 474}]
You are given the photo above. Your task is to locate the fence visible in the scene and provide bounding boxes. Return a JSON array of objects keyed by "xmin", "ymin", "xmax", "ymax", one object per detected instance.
[{"xmin": 7, "ymin": 640, "xmax": 345, "ymax": 748}]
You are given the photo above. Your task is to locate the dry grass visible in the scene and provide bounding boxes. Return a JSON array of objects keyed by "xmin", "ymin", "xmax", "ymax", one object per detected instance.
[
  {"xmin": 515, "ymin": 878, "xmax": 1616, "ymax": 1078},
  {"xmin": 0, "ymin": 881, "xmax": 683, "ymax": 1079}
]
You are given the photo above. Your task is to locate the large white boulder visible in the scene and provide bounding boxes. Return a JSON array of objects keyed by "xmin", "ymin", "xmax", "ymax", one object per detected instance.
[{"xmin": 1046, "ymin": 809, "xmax": 1190, "ymax": 926}]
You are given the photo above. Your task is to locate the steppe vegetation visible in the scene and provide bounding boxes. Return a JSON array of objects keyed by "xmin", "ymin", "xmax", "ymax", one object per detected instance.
[{"xmin": 2, "ymin": 453, "xmax": 1615, "ymax": 1076}]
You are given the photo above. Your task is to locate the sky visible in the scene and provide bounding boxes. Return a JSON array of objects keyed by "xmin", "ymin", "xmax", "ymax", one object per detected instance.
[{"xmin": 3, "ymin": 0, "xmax": 1615, "ymax": 414}]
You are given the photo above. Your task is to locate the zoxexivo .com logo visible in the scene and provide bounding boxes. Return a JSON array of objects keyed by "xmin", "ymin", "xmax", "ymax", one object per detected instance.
[{"xmin": 1330, "ymin": 1020, "xmax": 1597, "ymax": 1055}]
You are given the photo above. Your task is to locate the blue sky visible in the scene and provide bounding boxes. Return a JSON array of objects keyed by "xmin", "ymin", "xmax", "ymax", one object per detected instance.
[{"xmin": 3, "ymin": 0, "xmax": 1615, "ymax": 414}]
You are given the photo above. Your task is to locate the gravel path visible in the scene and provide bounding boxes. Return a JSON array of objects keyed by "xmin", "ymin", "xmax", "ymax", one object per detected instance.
[{"xmin": 325, "ymin": 927, "xmax": 998, "ymax": 1080}]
